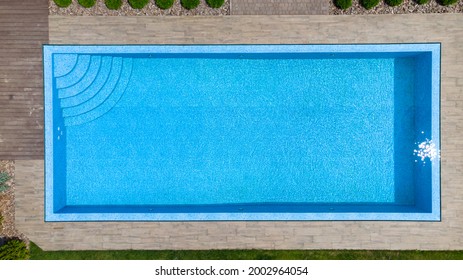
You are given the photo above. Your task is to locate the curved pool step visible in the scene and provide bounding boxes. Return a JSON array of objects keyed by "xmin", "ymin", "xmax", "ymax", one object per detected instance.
[
  {"xmin": 59, "ymin": 56, "xmax": 112, "ymax": 101},
  {"xmin": 64, "ymin": 58, "xmax": 133, "ymax": 127},
  {"xmin": 62, "ymin": 57, "xmax": 123, "ymax": 117},
  {"xmin": 63, "ymin": 57, "xmax": 122, "ymax": 117},
  {"xmin": 58, "ymin": 56, "xmax": 102, "ymax": 99},
  {"xmin": 55, "ymin": 55, "xmax": 91, "ymax": 89},
  {"xmin": 53, "ymin": 54, "xmax": 78, "ymax": 78}
]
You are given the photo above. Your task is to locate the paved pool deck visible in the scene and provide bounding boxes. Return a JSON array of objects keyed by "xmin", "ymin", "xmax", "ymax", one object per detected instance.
[{"xmin": 12, "ymin": 13, "xmax": 463, "ymax": 250}]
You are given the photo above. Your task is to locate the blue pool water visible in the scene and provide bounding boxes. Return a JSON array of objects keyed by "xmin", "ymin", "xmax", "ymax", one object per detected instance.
[{"xmin": 44, "ymin": 44, "xmax": 441, "ymax": 221}]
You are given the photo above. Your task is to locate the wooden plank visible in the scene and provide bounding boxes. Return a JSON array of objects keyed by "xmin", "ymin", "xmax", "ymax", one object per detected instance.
[
  {"xmin": 0, "ymin": 137, "xmax": 43, "ymax": 142},
  {"xmin": 0, "ymin": 15, "xmax": 48, "ymax": 20}
]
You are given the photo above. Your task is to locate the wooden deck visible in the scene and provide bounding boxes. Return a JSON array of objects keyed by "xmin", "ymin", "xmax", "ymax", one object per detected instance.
[{"xmin": 0, "ymin": 0, "xmax": 48, "ymax": 159}]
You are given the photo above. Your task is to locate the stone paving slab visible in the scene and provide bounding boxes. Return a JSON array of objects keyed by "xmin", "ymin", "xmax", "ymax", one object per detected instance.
[
  {"xmin": 14, "ymin": 14, "xmax": 463, "ymax": 251},
  {"xmin": 231, "ymin": 0, "xmax": 329, "ymax": 15}
]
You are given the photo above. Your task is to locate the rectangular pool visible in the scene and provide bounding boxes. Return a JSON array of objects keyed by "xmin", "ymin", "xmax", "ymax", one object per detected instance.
[{"xmin": 43, "ymin": 44, "xmax": 441, "ymax": 221}]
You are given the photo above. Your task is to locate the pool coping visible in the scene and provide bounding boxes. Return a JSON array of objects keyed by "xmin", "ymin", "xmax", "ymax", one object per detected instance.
[{"xmin": 43, "ymin": 43, "xmax": 441, "ymax": 222}]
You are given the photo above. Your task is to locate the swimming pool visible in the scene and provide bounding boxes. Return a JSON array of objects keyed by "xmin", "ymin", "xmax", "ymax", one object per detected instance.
[{"xmin": 43, "ymin": 44, "xmax": 441, "ymax": 221}]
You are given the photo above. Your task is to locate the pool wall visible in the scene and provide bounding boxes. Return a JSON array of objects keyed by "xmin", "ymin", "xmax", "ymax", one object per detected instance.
[{"xmin": 43, "ymin": 44, "xmax": 441, "ymax": 222}]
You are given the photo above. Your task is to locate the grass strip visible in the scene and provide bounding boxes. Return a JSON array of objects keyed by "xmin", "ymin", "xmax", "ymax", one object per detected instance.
[{"xmin": 30, "ymin": 243, "xmax": 463, "ymax": 260}]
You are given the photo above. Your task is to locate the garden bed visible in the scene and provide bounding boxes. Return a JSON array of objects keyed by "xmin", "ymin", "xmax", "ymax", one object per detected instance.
[
  {"xmin": 49, "ymin": 0, "xmax": 462, "ymax": 15},
  {"xmin": 49, "ymin": 0, "xmax": 230, "ymax": 16},
  {"xmin": 0, "ymin": 160, "xmax": 28, "ymax": 247},
  {"xmin": 330, "ymin": 0, "xmax": 462, "ymax": 14}
]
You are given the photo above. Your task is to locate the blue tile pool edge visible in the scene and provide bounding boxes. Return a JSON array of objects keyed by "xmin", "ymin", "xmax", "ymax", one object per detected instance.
[
  {"xmin": 45, "ymin": 212, "xmax": 440, "ymax": 222},
  {"xmin": 43, "ymin": 46, "xmax": 54, "ymax": 222},
  {"xmin": 43, "ymin": 43, "xmax": 441, "ymax": 222}
]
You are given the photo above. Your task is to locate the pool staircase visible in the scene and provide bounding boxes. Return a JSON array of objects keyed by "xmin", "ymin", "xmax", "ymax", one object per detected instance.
[{"xmin": 54, "ymin": 54, "xmax": 133, "ymax": 126}]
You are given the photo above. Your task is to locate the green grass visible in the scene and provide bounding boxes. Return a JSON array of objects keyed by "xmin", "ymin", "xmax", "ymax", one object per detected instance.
[{"xmin": 29, "ymin": 243, "xmax": 463, "ymax": 260}]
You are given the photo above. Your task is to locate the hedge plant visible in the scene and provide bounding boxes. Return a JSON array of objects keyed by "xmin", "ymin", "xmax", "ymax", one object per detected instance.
[
  {"xmin": 438, "ymin": 0, "xmax": 458, "ymax": 5},
  {"xmin": 360, "ymin": 0, "xmax": 380, "ymax": 9},
  {"xmin": 105, "ymin": 0, "xmax": 122, "ymax": 10},
  {"xmin": 385, "ymin": 0, "xmax": 403, "ymax": 6},
  {"xmin": 155, "ymin": 0, "xmax": 175, "ymax": 9},
  {"xmin": 181, "ymin": 0, "xmax": 200, "ymax": 10},
  {"xmin": 78, "ymin": 0, "xmax": 96, "ymax": 8},
  {"xmin": 0, "ymin": 239, "xmax": 30, "ymax": 260},
  {"xmin": 206, "ymin": 0, "xmax": 225, "ymax": 8},
  {"xmin": 333, "ymin": 0, "xmax": 352, "ymax": 9},
  {"xmin": 53, "ymin": 0, "xmax": 72, "ymax": 8},
  {"xmin": 0, "ymin": 172, "xmax": 11, "ymax": 193},
  {"xmin": 415, "ymin": 0, "xmax": 430, "ymax": 4},
  {"xmin": 128, "ymin": 0, "xmax": 150, "ymax": 9}
]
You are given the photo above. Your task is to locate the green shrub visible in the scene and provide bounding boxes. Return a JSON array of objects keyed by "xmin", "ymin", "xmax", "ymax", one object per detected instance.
[
  {"xmin": 105, "ymin": 0, "xmax": 122, "ymax": 10},
  {"xmin": 385, "ymin": 0, "xmax": 403, "ymax": 6},
  {"xmin": 0, "ymin": 239, "xmax": 30, "ymax": 260},
  {"xmin": 206, "ymin": 0, "xmax": 225, "ymax": 8},
  {"xmin": 333, "ymin": 0, "xmax": 352, "ymax": 9},
  {"xmin": 53, "ymin": 0, "xmax": 72, "ymax": 8},
  {"xmin": 181, "ymin": 0, "xmax": 200, "ymax": 10},
  {"xmin": 128, "ymin": 0, "xmax": 149, "ymax": 9},
  {"xmin": 0, "ymin": 172, "xmax": 11, "ymax": 193},
  {"xmin": 438, "ymin": 0, "xmax": 458, "ymax": 5},
  {"xmin": 78, "ymin": 0, "xmax": 96, "ymax": 8},
  {"xmin": 360, "ymin": 0, "xmax": 380, "ymax": 9},
  {"xmin": 155, "ymin": 0, "xmax": 175, "ymax": 9},
  {"xmin": 415, "ymin": 0, "xmax": 430, "ymax": 4}
]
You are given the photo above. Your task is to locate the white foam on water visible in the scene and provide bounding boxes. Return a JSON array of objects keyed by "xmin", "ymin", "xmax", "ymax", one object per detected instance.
[{"xmin": 414, "ymin": 138, "xmax": 440, "ymax": 163}]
